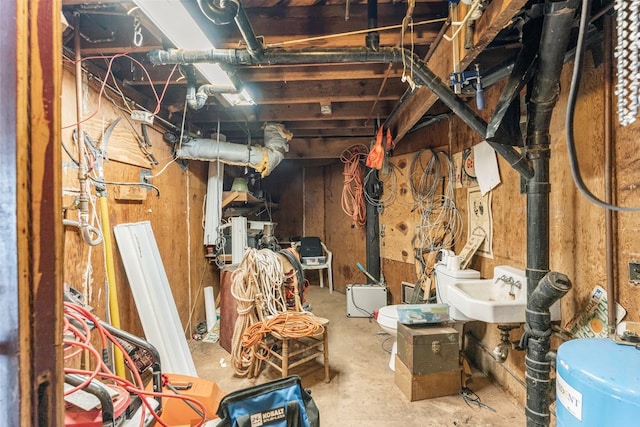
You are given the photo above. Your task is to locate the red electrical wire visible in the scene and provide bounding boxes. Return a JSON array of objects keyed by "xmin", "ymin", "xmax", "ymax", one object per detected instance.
[
  {"xmin": 62, "ymin": 53, "xmax": 178, "ymax": 129},
  {"xmin": 63, "ymin": 302, "xmax": 208, "ymax": 427}
]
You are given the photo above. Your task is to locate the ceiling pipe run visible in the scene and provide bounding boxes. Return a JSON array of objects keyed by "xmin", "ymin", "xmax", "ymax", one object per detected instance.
[
  {"xmin": 149, "ymin": 47, "xmax": 534, "ymax": 179},
  {"xmin": 175, "ymin": 122, "xmax": 292, "ymax": 178}
]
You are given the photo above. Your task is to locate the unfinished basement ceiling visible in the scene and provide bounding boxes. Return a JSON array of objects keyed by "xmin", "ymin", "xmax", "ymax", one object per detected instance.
[{"xmin": 61, "ymin": 0, "xmax": 523, "ymax": 152}]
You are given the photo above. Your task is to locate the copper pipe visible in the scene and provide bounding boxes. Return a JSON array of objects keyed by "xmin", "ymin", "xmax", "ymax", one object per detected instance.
[{"xmin": 603, "ymin": 13, "xmax": 616, "ymax": 335}]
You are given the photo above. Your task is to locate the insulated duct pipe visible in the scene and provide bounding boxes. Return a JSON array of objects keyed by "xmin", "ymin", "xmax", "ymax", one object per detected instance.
[
  {"xmin": 523, "ymin": 1, "xmax": 578, "ymax": 426},
  {"xmin": 197, "ymin": 0, "xmax": 264, "ymax": 59},
  {"xmin": 175, "ymin": 122, "xmax": 291, "ymax": 177},
  {"xmin": 149, "ymin": 47, "xmax": 534, "ymax": 178}
]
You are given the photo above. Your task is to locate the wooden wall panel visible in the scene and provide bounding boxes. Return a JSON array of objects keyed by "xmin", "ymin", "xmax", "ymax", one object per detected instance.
[
  {"xmin": 381, "ymin": 258, "xmax": 417, "ymax": 304},
  {"xmin": 61, "ymin": 70, "xmax": 217, "ymax": 342},
  {"xmin": 324, "ymin": 161, "xmax": 367, "ymax": 293},
  {"xmin": 264, "ymin": 161, "xmax": 304, "ymax": 241},
  {"xmin": 380, "ymin": 152, "xmax": 418, "ymax": 264},
  {"xmin": 303, "ymin": 166, "xmax": 326, "ymax": 239}
]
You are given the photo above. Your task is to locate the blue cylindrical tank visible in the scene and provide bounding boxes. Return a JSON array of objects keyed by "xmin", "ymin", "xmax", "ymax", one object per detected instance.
[{"xmin": 556, "ymin": 338, "xmax": 640, "ymax": 426}]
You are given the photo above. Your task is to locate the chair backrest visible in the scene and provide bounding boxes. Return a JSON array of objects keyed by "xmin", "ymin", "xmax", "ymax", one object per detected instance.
[{"xmin": 300, "ymin": 237, "xmax": 323, "ymax": 258}]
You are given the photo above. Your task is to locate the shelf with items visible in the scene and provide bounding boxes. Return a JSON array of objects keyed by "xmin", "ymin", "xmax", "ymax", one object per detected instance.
[{"xmin": 221, "ymin": 191, "xmax": 278, "ymax": 218}]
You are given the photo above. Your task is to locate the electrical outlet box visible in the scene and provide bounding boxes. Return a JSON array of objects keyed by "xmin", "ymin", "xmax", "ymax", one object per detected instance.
[
  {"xmin": 629, "ymin": 262, "xmax": 640, "ymax": 285},
  {"xmin": 131, "ymin": 110, "xmax": 154, "ymax": 125}
]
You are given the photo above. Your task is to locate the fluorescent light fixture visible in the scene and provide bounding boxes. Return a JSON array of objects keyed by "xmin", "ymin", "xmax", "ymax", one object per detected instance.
[
  {"xmin": 133, "ymin": 0, "xmax": 235, "ymax": 89},
  {"xmin": 222, "ymin": 88, "xmax": 256, "ymax": 106}
]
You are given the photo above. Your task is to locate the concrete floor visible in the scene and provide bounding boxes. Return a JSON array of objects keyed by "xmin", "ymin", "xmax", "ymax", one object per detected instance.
[{"xmin": 191, "ymin": 285, "xmax": 526, "ymax": 426}]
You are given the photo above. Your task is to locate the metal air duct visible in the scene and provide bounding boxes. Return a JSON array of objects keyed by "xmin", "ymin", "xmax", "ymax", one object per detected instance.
[{"xmin": 175, "ymin": 122, "xmax": 291, "ymax": 177}]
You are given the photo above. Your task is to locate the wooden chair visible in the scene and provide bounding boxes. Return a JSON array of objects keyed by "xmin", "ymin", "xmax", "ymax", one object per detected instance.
[
  {"xmin": 260, "ymin": 314, "xmax": 330, "ymax": 382},
  {"xmin": 248, "ymin": 251, "xmax": 331, "ymax": 382}
]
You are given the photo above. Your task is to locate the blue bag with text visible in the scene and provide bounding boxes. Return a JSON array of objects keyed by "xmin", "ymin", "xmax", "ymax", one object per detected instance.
[{"xmin": 216, "ymin": 375, "xmax": 320, "ymax": 427}]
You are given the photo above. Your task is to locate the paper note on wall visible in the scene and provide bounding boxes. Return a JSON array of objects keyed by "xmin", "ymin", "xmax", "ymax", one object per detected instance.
[
  {"xmin": 473, "ymin": 141, "xmax": 501, "ymax": 195},
  {"xmin": 467, "ymin": 188, "xmax": 493, "ymax": 259}
]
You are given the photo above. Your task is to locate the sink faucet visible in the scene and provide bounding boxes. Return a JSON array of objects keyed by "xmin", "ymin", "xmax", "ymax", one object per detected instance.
[{"xmin": 495, "ymin": 275, "xmax": 522, "ymax": 297}]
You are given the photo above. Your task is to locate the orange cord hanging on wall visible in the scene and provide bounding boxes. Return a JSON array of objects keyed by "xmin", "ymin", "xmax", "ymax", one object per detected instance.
[
  {"xmin": 366, "ymin": 127, "xmax": 392, "ymax": 170},
  {"xmin": 366, "ymin": 127, "xmax": 385, "ymax": 170}
]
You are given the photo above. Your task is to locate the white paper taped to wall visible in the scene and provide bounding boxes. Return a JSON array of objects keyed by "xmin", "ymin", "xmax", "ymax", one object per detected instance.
[{"xmin": 473, "ymin": 141, "xmax": 501, "ymax": 195}]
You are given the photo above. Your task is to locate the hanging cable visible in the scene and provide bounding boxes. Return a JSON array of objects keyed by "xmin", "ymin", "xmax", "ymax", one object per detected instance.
[
  {"xmin": 364, "ymin": 162, "xmax": 399, "ymax": 208},
  {"xmin": 340, "ymin": 144, "xmax": 369, "ymax": 227},
  {"xmin": 566, "ymin": 0, "xmax": 640, "ymax": 211},
  {"xmin": 410, "ymin": 150, "xmax": 462, "ymax": 290}
]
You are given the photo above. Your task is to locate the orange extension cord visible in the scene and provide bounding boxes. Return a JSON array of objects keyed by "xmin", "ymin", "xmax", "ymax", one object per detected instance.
[
  {"xmin": 340, "ymin": 144, "xmax": 369, "ymax": 227},
  {"xmin": 241, "ymin": 311, "xmax": 325, "ymax": 361}
]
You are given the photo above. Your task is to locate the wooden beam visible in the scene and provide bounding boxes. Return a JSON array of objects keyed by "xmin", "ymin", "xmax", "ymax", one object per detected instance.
[
  {"xmin": 237, "ymin": 63, "xmax": 404, "ymax": 82},
  {"xmin": 187, "ymin": 100, "xmax": 396, "ymax": 122},
  {"xmin": 389, "ymin": 0, "xmax": 528, "ymax": 144},
  {"xmin": 159, "ymin": 78, "xmax": 407, "ymax": 105},
  {"xmin": 20, "ymin": 0, "xmax": 65, "ymax": 424},
  {"xmin": 124, "ymin": 63, "xmax": 404, "ymax": 86},
  {"xmin": 214, "ymin": 4, "xmax": 445, "ymax": 48},
  {"xmin": 248, "ymin": 78, "xmax": 407, "ymax": 104},
  {"xmin": 286, "ymin": 137, "xmax": 372, "ymax": 159},
  {"xmin": 193, "ymin": 119, "xmax": 375, "ymax": 141}
]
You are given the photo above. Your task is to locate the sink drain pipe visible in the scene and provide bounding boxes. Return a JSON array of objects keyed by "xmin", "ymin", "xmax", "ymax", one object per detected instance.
[
  {"xmin": 523, "ymin": 1, "xmax": 579, "ymax": 426},
  {"xmin": 521, "ymin": 272, "xmax": 573, "ymax": 426}
]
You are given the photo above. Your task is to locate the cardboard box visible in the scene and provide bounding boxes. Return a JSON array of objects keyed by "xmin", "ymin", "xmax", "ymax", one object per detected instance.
[
  {"xmin": 394, "ymin": 356, "xmax": 461, "ymax": 401},
  {"xmin": 397, "ymin": 323, "xmax": 459, "ymax": 375}
]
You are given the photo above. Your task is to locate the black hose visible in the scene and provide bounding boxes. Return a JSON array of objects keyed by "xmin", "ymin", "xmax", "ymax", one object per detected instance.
[
  {"xmin": 279, "ymin": 249, "xmax": 305, "ymax": 302},
  {"xmin": 565, "ymin": 0, "xmax": 640, "ymax": 211}
]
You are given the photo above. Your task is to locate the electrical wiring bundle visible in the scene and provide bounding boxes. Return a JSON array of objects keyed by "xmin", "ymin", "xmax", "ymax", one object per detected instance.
[{"xmin": 63, "ymin": 296, "xmax": 211, "ymax": 426}]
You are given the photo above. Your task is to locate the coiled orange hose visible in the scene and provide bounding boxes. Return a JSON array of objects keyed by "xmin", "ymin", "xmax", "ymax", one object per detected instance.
[{"xmin": 340, "ymin": 144, "xmax": 369, "ymax": 227}]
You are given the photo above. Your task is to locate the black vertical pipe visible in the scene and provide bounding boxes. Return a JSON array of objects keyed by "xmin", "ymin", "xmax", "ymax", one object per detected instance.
[
  {"xmin": 365, "ymin": 169, "xmax": 381, "ymax": 284},
  {"xmin": 366, "ymin": 0, "xmax": 380, "ymax": 51},
  {"xmin": 233, "ymin": 3, "xmax": 264, "ymax": 59},
  {"xmin": 524, "ymin": 1, "xmax": 578, "ymax": 426}
]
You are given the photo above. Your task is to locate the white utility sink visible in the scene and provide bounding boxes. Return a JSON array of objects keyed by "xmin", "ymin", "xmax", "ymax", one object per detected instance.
[{"xmin": 446, "ymin": 266, "xmax": 561, "ymax": 324}]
